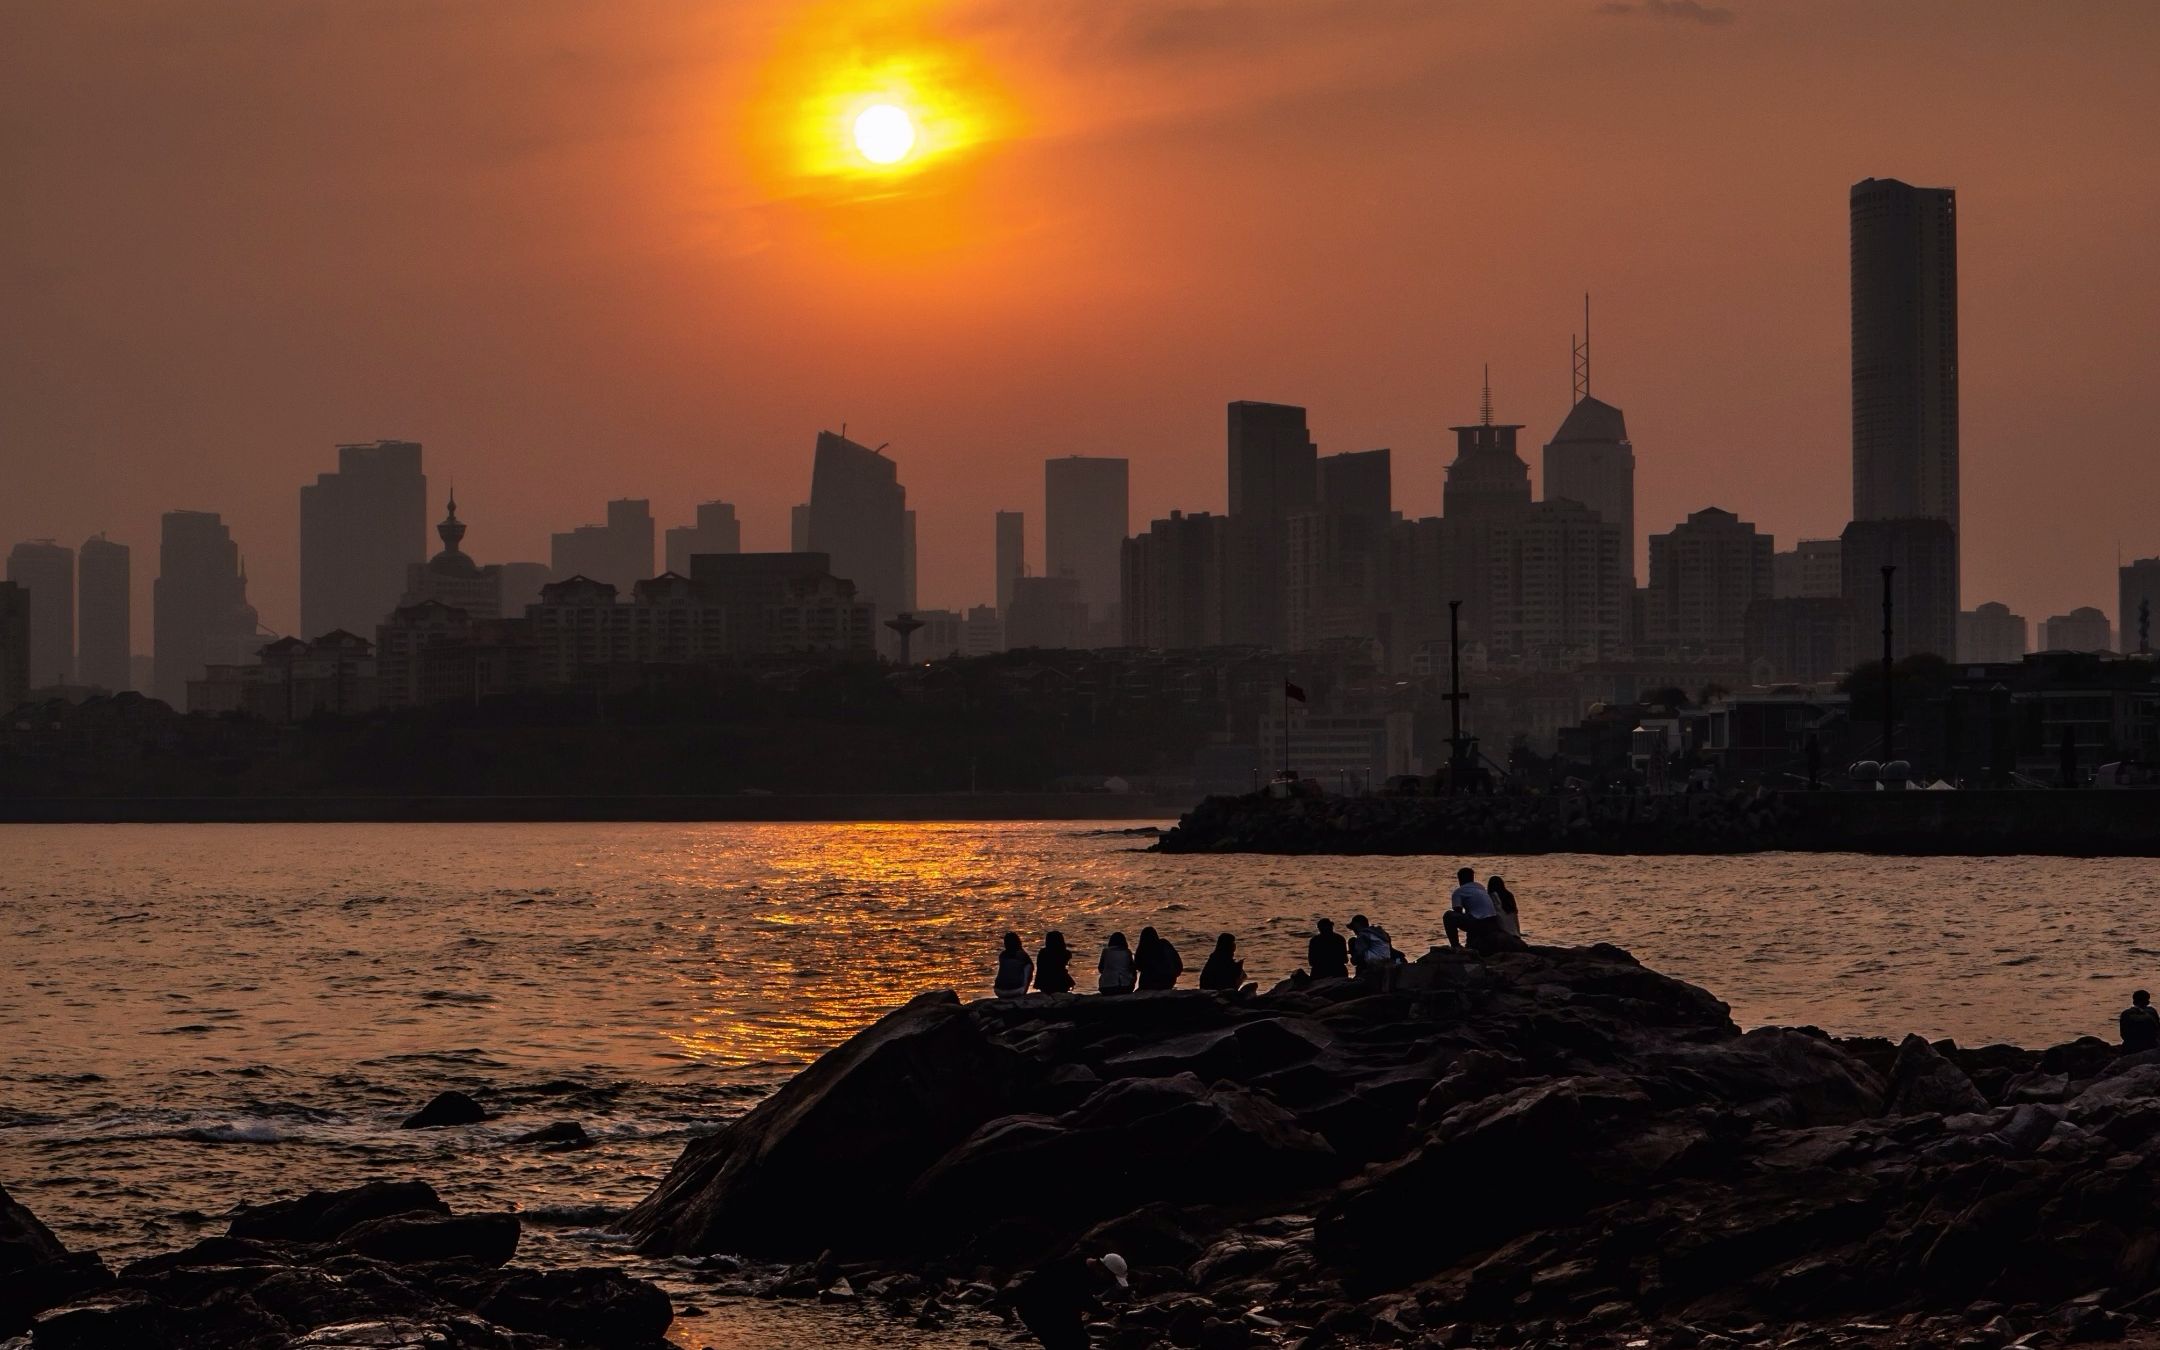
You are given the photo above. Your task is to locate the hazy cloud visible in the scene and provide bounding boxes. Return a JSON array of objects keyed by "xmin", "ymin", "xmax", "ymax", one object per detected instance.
[{"xmin": 1597, "ymin": 0, "xmax": 1737, "ymax": 25}]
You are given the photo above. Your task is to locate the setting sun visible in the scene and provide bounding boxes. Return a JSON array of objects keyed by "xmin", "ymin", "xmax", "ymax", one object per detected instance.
[{"xmin": 852, "ymin": 103, "xmax": 916, "ymax": 166}]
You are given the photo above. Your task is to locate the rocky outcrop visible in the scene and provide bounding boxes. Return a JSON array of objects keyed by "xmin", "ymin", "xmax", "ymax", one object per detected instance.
[
  {"xmin": 1, "ymin": 1186, "xmax": 111, "ymax": 1337},
  {"xmin": 7, "ymin": 1181, "xmax": 670, "ymax": 1349},
  {"xmin": 625, "ymin": 943, "xmax": 2160, "ymax": 1347}
]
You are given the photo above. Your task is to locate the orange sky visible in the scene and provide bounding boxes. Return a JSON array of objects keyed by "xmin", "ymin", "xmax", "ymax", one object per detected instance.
[{"xmin": 4, "ymin": 0, "xmax": 2158, "ymax": 643}]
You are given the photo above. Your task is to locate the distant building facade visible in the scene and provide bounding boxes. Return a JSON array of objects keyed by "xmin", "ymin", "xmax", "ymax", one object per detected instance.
[
  {"xmin": 550, "ymin": 499, "xmax": 654, "ymax": 593},
  {"xmin": 152, "ymin": 511, "xmax": 261, "ymax": 707},
  {"xmin": 1839, "ymin": 517, "xmax": 1957, "ymax": 661},
  {"xmin": 400, "ymin": 498, "xmax": 502, "ymax": 620},
  {"xmin": 2039, "ymin": 607, "xmax": 2113, "ymax": 653},
  {"xmin": 1772, "ymin": 539, "xmax": 1844, "ymax": 599},
  {"xmin": 664, "ymin": 501, "xmax": 742, "ymax": 575},
  {"xmin": 1957, "ymin": 602, "xmax": 2028, "ymax": 664},
  {"xmin": 1744, "ymin": 597, "xmax": 1859, "ymax": 685},
  {"xmin": 1442, "ymin": 404, "xmax": 1533, "ymax": 645},
  {"xmin": 1541, "ymin": 395, "xmax": 1635, "ymax": 584},
  {"xmin": 961, "ymin": 604, "xmax": 1004, "ymax": 657},
  {"xmin": 2120, "ymin": 557, "xmax": 2160, "ymax": 655},
  {"xmin": 994, "ymin": 510, "xmax": 1025, "ymax": 613},
  {"xmin": 1645, "ymin": 507, "xmax": 1775, "ymax": 653},
  {"xmin": 498, "ymin": 562, "xmax": 554, "ymax": 615},
  {"xmin": 77, "ymin": 534, "xmax": 130, "ymax": 692},
  {"xmin": 6, "ymin": 539, "xmax": 74, "ymax": 686},
  {"xmin": 1006, "ymin": 575, "xmax": 1089, "ymax": 650},
  {"xmin": 299, "ymin": 439, "xmax": 427, "ymax": 639},
  {"xmin": 188, "ymin": 631, "xmax": 378, "ymax": 720},
  {"xmin": 807, "ymin": 431, "xmax": 909, "ymax": 634},
  {"xmin": 1122, "ymin": 510, "xmax": 1227, "ymax": 651},
  {"xmin": 686, "ymin": 551, "xmax": 875, "ymax": 659},
  {"xmin": 1488, "ymin": 498, "xmax": 1627, "ymax": 658},
  {"xmin": 1044, "ymin": 456, "xmax": 1128, "ymax": 621},
  {"xmin": 0, "ymin": 581, "xmax": 28, "ymax": 709},
  {"xmin": 1224, "ymin": 401, "xmax": 1317, "ymax": 648}
]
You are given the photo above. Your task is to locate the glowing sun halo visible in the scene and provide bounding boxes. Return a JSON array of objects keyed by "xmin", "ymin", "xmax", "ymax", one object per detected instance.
[{"xmin": 852, "ymin": 103, "xmax": 916, "ymax": 165}]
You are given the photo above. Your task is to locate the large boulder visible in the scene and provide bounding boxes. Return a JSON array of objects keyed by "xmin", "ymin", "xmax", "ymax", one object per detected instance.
[
  {"xmin": 1649, "ymin": 1027, "xmax": 1888, "ymax": 1126},
  {"xmin": 621, "ymin": 990, "xmax": 1034, "ymax": 1256},
  {"xmin": 333, "ymin": 1211, "xmax": 520, "ymax": 1267},
  {"xmin": 905, "ymin": 1072, "xmax": 1337, "ymax": 1253},
  {"xmin": 229, "ymin": 1181, "xmax": 451, "ymax": 1245},
  {"xmin": 1883, "ymin": 1034, "xmax": 1989, "ymax": 1117},
  {"xmin": 1, "ymin": 1186, "xmax": 111, "ymax": 1337}
]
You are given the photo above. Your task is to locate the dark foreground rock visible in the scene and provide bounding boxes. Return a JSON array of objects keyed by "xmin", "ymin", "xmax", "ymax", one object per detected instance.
[
  {"xmin": 4, "ymin": 1181, "xmax": 668, "ymax": 1349},
  {"xmin": 624, "ymin": 943, "xmax": 2160, "ymax": 1348}
]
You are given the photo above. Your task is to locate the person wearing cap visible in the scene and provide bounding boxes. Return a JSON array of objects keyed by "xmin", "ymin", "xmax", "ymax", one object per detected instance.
[
  {"xmin": 1008, "ymin": 1251, "xmax": 1128, "ymax": 1350},
  {"xmin": 2122, "ymin": 990, "xmax": 2159, "ymax": 1052}
]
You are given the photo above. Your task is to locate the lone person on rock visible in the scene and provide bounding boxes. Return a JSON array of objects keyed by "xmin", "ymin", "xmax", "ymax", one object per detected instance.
[{"xmin": 2122, "ymin": 990, "xmax": 2159, "ymax": 1052}]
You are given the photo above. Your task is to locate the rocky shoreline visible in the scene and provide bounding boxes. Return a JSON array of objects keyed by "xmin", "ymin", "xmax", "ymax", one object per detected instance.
[{"xmin": 15, "ymin": 944, "xmax": 2160, "ymax": 1349}]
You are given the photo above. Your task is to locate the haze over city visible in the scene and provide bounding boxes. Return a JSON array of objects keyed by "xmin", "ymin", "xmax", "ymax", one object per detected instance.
[{"xmin": 6, "ymin": 0, "xmax": 2158, "ymax": 644}]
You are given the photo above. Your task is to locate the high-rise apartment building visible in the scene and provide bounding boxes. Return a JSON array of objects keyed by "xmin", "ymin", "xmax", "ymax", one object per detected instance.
[
  {"xmin": 1852, "ymin": 178, "xmax": 1959, "ymax": 611},
  {"xmin": 0, "ymin": 582, "xmax": 29, "ymax": 709},
  {"xmin": 1957, "ymin": 602, "xmax": 2028, "ymax": 664},
  {"xmin": 665, "ymin": 501, "xmax": 742, "ymax": 575},
  {"xmin": 1442, "ymin": 393, "xmax": 1533, "ymax": 644},
  {"xmin": 299, "ymin": 440, "xmax": 427, "ymax": 639},
  {"xmin": 550, "ymin": 499, "xmax": 654, "ymax": 592},
  {"xmin": 2119, "ymin": 558, "xmax": 2160, "ymax": 655},
  {"xmin": 1838, "ymin": 518, "xmax": 1957, "ymax": 662},
  {"xmin": 1225, "ymin": 401, "xmax": 1318, "ymax": 648},
  {"xmin": 1044, "ymin": 456, "xmax": 1129, "ymax": 620},
  {"xmin": 994, "ymin": 510, "xmax": 1025, "ymax": 612},
  {"xmin": 806, "ymin": 431, "xmax": 908, "ymax": 622},
  {"xmin": 1284, "ymin": 449, "xmax": 1393, "ymax": 652},
  {"xmin": 1645, "ymin": 508, "xmax": 1775, "ymax": 653},
  {"xmin": 1122, "ymin": 510, "xmax": 1227, "ymax": 651},
  {"xmin": 1487, "ymin": 498, "xmax": 1626, "ymax": 657},
  {"xmin": 153, "ymin": 510, "xmax": 261, "ymax": 707},
  {"xmin": 5, "ymin": 540, "xmax": 74, "ymax": 686},
  {"xmin": 2039, "ymin": 607, "xmax": 2113, "ymax": 654},
  {"xmin": 77, "ymin": 534, "xmax": 131, "ymax": 692},
  {"xmin": 1542, "ymin": 396, "xmax": 1635, "ymax": 584},
  {"xmin": 1772, "ymin": 539, "xmax": 1844, "ymax": 599}
]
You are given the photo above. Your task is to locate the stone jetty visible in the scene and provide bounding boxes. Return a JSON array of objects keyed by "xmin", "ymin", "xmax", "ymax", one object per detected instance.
[{"xmin": 625, "ymin": 943, "xmax": 2160, "ymax": 1348}]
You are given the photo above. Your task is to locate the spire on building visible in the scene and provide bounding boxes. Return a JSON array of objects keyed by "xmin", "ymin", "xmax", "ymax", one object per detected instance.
[
  {"xmin": 436, "ymin": 495, "xmax": 468, "ymax": 557},
  {"xmin": 1573, "ymin": 293, "xmax": 1592, "ymax": 405},
  {"xmin": 1480, "ymin": 365, "xmax": 1493, "ymax": 427}
]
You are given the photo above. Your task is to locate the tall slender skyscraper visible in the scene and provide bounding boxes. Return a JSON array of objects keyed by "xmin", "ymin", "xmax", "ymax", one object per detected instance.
[
  {"xmin": 1543, "ymin": 396, "xmax": 1636, "ymax": 586},
  {"xmin": 1851, "ymin": 178, "xmax": 1958, "ymax": 529},
  {"xmin": 78, "ymin": 534, "xmax": 131, "ymax": 692},
  {"xmin": 300, "ymin": 440, "xmax": 427, "ymax": 639},
  {"xmin": 994, "ymin": 510, "xmax": 1025, "ymax": 612},
  {"xmin": 1044, "ymin": 456, "xmax": 1129, "ymax": 620},
  {"xmin": 1225, "ymin": 401, "xmax": 1318, "ymax": 647},
  {"xmin": 806, "ymin": 431, "xmax": 908, "ymax": 620},
  {"xmin": 1443, "ymin": 377, "xmax": 1532, "ymax": 643},
  {"xmin": 4, "ymin": 540, "xmax": 73, "ymax": 686},
  {"xmin": 153, "ymin": 510, "xmax": 260, "ymax": 707}
]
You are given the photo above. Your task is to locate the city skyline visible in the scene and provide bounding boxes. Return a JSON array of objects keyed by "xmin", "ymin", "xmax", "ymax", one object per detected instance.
[{"xmin": 4, "ymin": 3, "xmax": 2157, "ymax": 644}]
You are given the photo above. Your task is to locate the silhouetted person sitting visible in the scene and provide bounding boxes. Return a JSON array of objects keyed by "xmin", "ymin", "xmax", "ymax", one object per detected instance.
[
  {"xmin": 1308, "ymin": 918, "xmax": 1350, "ymax": 980},
  {"xmin": 1035, "ymin": 931, "xmax": 1075, "ymax": 995},
  {"xmin": 1489, "ymin": 876, "xmax": 1521, "ymax": 941},
  {"xmin": 1444, "ymin": 868, "xmax": 1504, "ymax": 952},
  {"xmin": 2123, "ymin": 990, "xmax": 2160, "ymax": 1051},
  {"xmin": 1097, "ymin": 932, "xmax": 1135, "ymax": 994},
  {"xmin": 1347, "ymin": 915, "xmax": 1396, "ymax": 978},
  {"xmin": 1199, "ymin": 933, "xmax": 1246, "ymax": 992},
  {"xmin": 1135, "ymin": 926, "xmax": 1184, "ymax": 990},
  {"xmin": 1009, "ymin": 1253, "xmax": 1127, "ymax": 1350},
  {"xmin": 993, "ymin": 932, "xmax": 1034, "ymax": 997}
]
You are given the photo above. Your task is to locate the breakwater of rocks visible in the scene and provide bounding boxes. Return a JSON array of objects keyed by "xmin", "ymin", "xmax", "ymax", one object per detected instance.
[
  {"xmin": 615, "ymin": 943, "xmax": 2160, "ymax": 1349},
  {"xmin": 1153, "ymin": 788, "xmax": 2160, "ymax": 856}
]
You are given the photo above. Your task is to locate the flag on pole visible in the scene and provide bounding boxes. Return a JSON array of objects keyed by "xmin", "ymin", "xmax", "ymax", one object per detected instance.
[{"xmin": 1284, "ymin": 680, "xmax": 1306, "ymax": 703}]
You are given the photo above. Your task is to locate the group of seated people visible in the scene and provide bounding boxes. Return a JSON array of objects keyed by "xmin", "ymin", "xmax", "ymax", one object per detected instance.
[{"xmin": 991, "ymin": 866, "xmax": 1526, "ymax": 998}]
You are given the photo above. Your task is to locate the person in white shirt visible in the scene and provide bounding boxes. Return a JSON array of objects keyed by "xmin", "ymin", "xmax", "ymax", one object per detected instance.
[{"xmin": 1444, "ymin": 867, "xmax": 1503, "ymax": 952}]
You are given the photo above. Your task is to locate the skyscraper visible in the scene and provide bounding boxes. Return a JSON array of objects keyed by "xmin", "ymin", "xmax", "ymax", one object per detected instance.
[
  {"xmin": 1225, "ymin": 401, "xmax": 1318, "ymax": 648},
  {"xmin": 78, "ymin": 534, "xmax": 131, "ymax": 692},
  {"xmin": 550, "ymin": 499, "xmax": 654, "ymax": 591},
  {"xmin": 806, "ymin": 431, "xmax": 908, "ymax": 621},
  {"xmin": 2119, "ymin": 558, "xmax": 2160, "ymax": 656},
  {"xmin": 664, "ymin": 501, "xmax": 742, "ymax": 575},
  {"xmin": 790, "ymin": 504, "xmax": 812, "ymax": 553},
  {"xmin": 1044, "ymin": 455, "xmax": 1129, "ymax": 620},
  {"xmin": 1442, "ymin": 381, "xmax": 1533, "ymax": 644},
  {"xmin": 1542, "ymin": 396, "xmax": 1636, "ymax": 584},
  {"xmin": 994, "ymin": 510, "xmax": 1025, "ymax": 612},
  {"xmin": 0, "ymin": 582, "xmax": 27, "ymax": 710},
  {"xmin": 1488, "ymin": 498, "xmax": 1627, "ymax": 657},
  {"xmin": 1851, "ymin": 178, "xmax": 1959, "ymax": 594},
  {"xmin": 153, "ymin": 510, "xmax": 261, "ymax": 706},
  {"xmin": 5, "ymin": 540, "xmax": 74, "ymax": 686},
  {"xmin": 299, "ymin": 439, "xmax": 427, "ymax": 638},
  {"xmin": 1645, "ymin": 508, "xmax": 1776, "ymax": 653},
  {"xmin": 2039, "ymin": 608, "xmax": 2113, "ymax": 654},
  {"xmin": 1839, "ymin": 517, "xmax": 1957, "ymax": 662},
  {"xmin": 1284, "ymin": 449, "xmax": 1393, "ymax": 651},
  {"xmin": 1122, "ymin": 510, "xmax": 1227, "ymax": 651}
]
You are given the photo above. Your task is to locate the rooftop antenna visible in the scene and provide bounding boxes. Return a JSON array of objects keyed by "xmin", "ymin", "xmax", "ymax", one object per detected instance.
[
  {"xmin": 1480, "ymin": 365, "xmax": 1493, "ymax": 427},
  {"xmin": 1572, "ymin": 293, "xmax": 1592, "ymax": 404}
]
